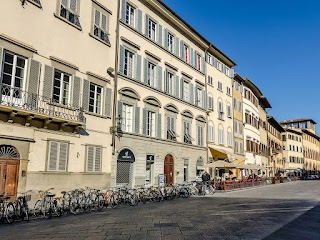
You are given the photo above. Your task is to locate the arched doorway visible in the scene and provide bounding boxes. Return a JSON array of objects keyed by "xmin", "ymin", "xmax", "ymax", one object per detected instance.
[
  {"xmin": 0, "ymin": 145, "xmax": 20, "ymax": 197},
  {"xmin": 164, "ymin": 154, "xmax": 174, "ymax": 185},
  {"xmin": 116, "ymin": 148, "xmax": 135, "ymax": 186}
]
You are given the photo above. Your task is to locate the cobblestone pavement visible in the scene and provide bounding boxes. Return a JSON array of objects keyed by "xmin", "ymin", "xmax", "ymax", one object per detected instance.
[{"xmin": 1, "ymin": 181, "xmax": 320, "ymax": 240}]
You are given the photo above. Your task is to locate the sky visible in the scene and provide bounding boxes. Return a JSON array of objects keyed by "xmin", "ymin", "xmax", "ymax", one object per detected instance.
[{"xmin": 162, "ymin": 0, "xmax": 320, "ymax": 134}]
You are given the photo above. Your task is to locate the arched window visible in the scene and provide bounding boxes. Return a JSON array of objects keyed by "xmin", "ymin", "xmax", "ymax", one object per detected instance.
[
  {"xmin": 0, "ymin": 145, "xmax": 20, "ymax": 159},
  {"xmin": 208, "ymin": 121, "xmax": 214, "ymax": 142},
  {"xmin": 218, "ymin": 124, "xmax": 224, "ymax": 145},
  {"xmin": 227, "ymin": 102, "xmax": 232, "ymax": 118},
  {"xmin": 218, "ymin": 98, "xmax": 224, "ymax": 120},
  {"xmin": 227, "ymin": 127, "xmax": 232, "ymax": 147},
  {"xmin": 208, "ymin": 93, "xmax": 214, "ymax": 110}
]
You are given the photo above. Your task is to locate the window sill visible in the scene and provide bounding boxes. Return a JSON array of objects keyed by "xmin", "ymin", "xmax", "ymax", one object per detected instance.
[
  {"xmin": 85, "ymin": 111, "xmax": 110, "ymax": 119},
  {"xmin": 27, "ymin": 0, "xmax": 42, "ymax": 8},
  {"xmin": 89, "ymin": 33, "xmax": 111, "ymax": 47},
  {"xmin": 39, "ymin": 171, "xmax": 72, "ymax": 175},
  {"xmin": 218, "ymin": 89, "xmax": 223, "ymax": 92},
  {"xmin": 80, "ymin": 172, "xmax": 104, "ymax": 175},
  {"xmin": 54, "ymin": 13, "xmax": 82, "ymax": 31}
]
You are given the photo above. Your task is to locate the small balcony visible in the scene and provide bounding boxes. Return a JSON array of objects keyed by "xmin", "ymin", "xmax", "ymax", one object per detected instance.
[{"xmin": 0, "ymin": 84, "xmax": 85, "ymax": 132}]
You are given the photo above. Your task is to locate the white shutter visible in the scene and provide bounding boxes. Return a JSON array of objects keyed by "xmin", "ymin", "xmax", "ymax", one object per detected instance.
[
  {"xmin": 69, "ymin": 0, "xmax": 77, "ymax": 13},
  {"xmin": 48, "ymin": 141, "xmax": 58, "ymax": 171},
  {"xmin": 95, "ymin": 147, "xmax": 102, "ymax": 172},
  {"xmin": 101, "ymin": 13, "xmax": 107, "ymax": 32},
  {"xmin": 94, "ymin": 9, "xmax": 101, "ymax": 27},
  {"xmin": 58, "ymin": 142, "xmax": 68, "ymax": 171},
  {"xmin": 87, "ymin": 146, "xmax": 94, "ymax": 172}
]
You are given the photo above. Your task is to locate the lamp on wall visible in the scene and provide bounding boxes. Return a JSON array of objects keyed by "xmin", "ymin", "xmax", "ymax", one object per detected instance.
[{"xmin": 110, "ymin": 115, "xmax": 123, "ymax": 140}]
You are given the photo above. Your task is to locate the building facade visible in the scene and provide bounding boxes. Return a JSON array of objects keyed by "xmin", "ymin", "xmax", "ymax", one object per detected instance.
[{"xmin": 0, "ymin": 0, "xmax": 116, "ymax": 197}]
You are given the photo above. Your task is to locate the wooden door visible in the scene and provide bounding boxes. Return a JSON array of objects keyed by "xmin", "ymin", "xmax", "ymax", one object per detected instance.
[
  {"xmin": 0, "ymin": 160, "xmax": 19, "ymax": 197},
  {"xmin": 164, "ymin": 155, "xmax": 174, "ymax": 185}
]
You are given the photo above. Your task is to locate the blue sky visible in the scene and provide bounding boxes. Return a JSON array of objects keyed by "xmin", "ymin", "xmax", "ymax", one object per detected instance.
[{"xmin": 163, "ymin": 0, "xmax": 320, "ymax": 134}]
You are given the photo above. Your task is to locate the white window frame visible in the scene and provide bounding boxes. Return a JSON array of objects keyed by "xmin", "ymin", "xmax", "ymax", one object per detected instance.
[
  {"xmin": 184, "ymin": 44, "xmax": 189, "ymax": 63},
  {"xmin": 197, "ymin": 125, "xmax": 204, "ymax": 146},
  {"xmin": 196, "ymin": 87, "xmax": 202, "ymax": 107},
  {"xmin": 125, "ymin": 2, "xmax": 135, "ymax": 27},
  {"xmin": 227, "ymin": 104, "xmax": 232, "ymax": 118},
  {"xmin": 59, "ymin": 0, "xmax": 80, "ymax": 26},
  {"xmin": 208, "ymin": 124, "xmax": 214, "ymax": 142},
  {"xmin": 53, "ymin": 70, "xmax": 71, "ymax": 106},
  {"xmin": 226, "ymin": 87, "xmax": 231, "ymax": 96},
  {"xmin": 218, "ymin": 127, "xmax": 224, "ymax": 145},
  {"xmin": 47, "ymin": 141, "xmax": 68, "ymax": 172},
  {"xmin": 124, "ymin": 49, "xmax": 135, "ymax": 78},
  {"xmin": 218, "ymin": 81, "xmax": 222, "ymax": 91},
  {"xmin": 147, "ymin": 61, "xmax": 156, "ymax": 87},
  {"xmin": 167, "ymin": 32, "xmax": 174, "ymax": 53},
  {"xmin": 227, "ymin": 129, "xmax": 233, "ymax": 147},
  {"xmin": 93, "ymin": 8, "xmax": 109, "ymax": 44},
  {"xmin": 165, "ymin": 71, "xmax": 174, "ymax": 95},
  {"xmin": 148, "ymin": 18, "xmax": 157, "ymax": 41},
  {"xmin": 89, "ymin": 82, "xmax": 103, "ymax": 115},
  {"xmin": 147, "ymin": 110, "xmax": 156, "ymax": 137},
  {"xmin": 196, "ymin": 54, "xmax": 201, "ymax": 71},
  {"xmin": 183, "ymin": 80, "xmax": 189, "ymax": 102},
  {"xmin": 122, "ymin": 103, "xmax": 134, "ymax": 133}
]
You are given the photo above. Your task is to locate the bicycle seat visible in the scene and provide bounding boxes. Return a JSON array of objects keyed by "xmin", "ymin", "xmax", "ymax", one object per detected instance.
[
  {"xmin": 46, "ymin": 193, "xmax": 55, "ymax": 197},
  {"xmin": 4, "ymin": 196, "xmax": 11, "ymax": 200},
  {"xmin": 61, "ymin": 191, "xmax": 67, "ymax": 194}
]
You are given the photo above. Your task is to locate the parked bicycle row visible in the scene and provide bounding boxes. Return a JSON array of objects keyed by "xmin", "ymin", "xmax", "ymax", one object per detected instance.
[{"xmin": 0, "ymin": 181, "xmax": 215, "ymax": 224}]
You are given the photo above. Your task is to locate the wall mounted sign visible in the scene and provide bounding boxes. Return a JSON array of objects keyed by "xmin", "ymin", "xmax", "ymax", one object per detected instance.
[
  {"xmin": 146, "ymin": 154, "xmax": 155, "ymax": 163},
  {"xmin": 118, "ymin": 148, "xmax": 135, "ymax": 162}
]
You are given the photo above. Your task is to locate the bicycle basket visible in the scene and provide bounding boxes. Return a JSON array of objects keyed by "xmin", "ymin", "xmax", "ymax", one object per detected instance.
[{"xmin": 25, "ymin": 195, "xmax": 32, "ymax": 202}]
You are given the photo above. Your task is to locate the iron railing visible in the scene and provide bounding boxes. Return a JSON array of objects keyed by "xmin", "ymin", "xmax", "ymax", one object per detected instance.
[{"xmin": 0, "ymin": 84, "xmax": 85, "ymax": 123}]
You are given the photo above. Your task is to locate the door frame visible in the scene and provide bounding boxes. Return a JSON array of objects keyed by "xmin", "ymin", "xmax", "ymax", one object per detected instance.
[
  {"xmin": 164, "ymin": 154, "xmax": 174, "ymax": 185},
  {"xmin": 0, "ymin": 159, "xmax": 20, "ymax": 198}
]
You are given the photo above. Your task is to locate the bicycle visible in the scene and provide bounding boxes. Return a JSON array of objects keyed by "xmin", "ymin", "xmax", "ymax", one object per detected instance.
[
  {"xmin": 34, "ymin": 188, "xmax": 61, "ymax": 219},
  {"xmin": 14, "ymin": 190, "xmax": 32, "ymax": 221},
  {"xmin": 0, "ymin": 195, "xmax": 15, "ymax": 224}
]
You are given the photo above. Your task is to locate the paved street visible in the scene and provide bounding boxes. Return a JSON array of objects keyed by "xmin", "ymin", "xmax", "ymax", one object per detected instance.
[{"xmin": 1, "ymin": 181, "xmax": 320, "ymax": 240}]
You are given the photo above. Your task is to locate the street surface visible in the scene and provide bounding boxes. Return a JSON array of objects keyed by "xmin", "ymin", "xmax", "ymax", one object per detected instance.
[{"xmin": 1, "ymin": 181, "xmax": 320, "ymax": 240}]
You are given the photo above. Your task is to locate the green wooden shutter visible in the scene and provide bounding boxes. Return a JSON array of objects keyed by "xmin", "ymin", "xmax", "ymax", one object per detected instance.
[
  {"xmin": 59, "ymin": 142, "xmax": 68, "ymax": 171},
  {"xmin": 117, "ymin": 101, "xmax": 123, "ymax": 120},
  {"xmin": 164, "ymin": 69, "xmax": 168, "ymax": 93},
  {"xmin": 156, "ymin": 65, "xmax": 162, "ymax": 91},
  {"xmin": 175, "ymin": 37, "xmax": 180, "ymax": 57},
  {"xmin": 135, "ymin": 54, "xmax": 141, "ymax": 81},
  {"xmin": 144, "ymin": 58, "xmax": 148, "ymax": 84},
  {"xmin": 119, "ymin": 45, "xmax": 125, "ymax": 74},
  {"xmin": 201, "ymin": 56, "xmax": 206, "ymax": 73},
  {"xmin": 164, "ymin": 29, "xmax": 168, "ymax": 50},
  {"xmin": 82, "ymin": 79, "xmax": 90, "ymax": 112},
  {"xmin": 104, "ymin": 87, "xmax": 112, "ymax": 117},
  {"xmin": 142, "ymin": 109, "xmax": 147, "ymax": 135},
  {"xmin": 157, "ymin": 113, "xmax": 162, "ymax": 139},
  {"xmin": 72, "ymin": 76, "xmax": 81, "ymax": 108},
  {"xmin": 137, "ymin": 9, "xmax": 142, "ymax": 32},
  {"xmin": 180, "ymin": 78, "xmax": 184, "ymax": 100},
  {"xmin": 135, "ymin": 106, "xmax": 140, "ymax": 134},
  {"xmin": 43, "ymin": 65, "xmax": 54, "ymax": 100},
  {"xmin": 145, "ymin": 14, "xmax": 149, "ymax": 36},
  {"xmin": 27, "ymin": 59, "xmax": 41, "ymax": 109},
  {"xmin": 180, "ymin": 41, "xmax": 184, "ymax": 60},
  {"xmin": 48, "ymin": 141, "xmax": 58, "ymax": 171},
  {"xmin": 95, "ymin": 147, "xmax": 101, "ymax": 172},
  {"xmin": 121, "ymin": 0, "xmax": 127, "ymax": 22},
  {"xmin": 175, "ymin": 75, "xmax": 179, "ymax": 98},
  {"xmin": 157, "ymin": 24, "xmax": 163, "ymax": 46},
  {"xmin": 189, "ymin": 82, "xmax": 194, "ymax": 105},
  {"xmin": 87, "ymin": 145, "xmax": 94, "ymax": 172},
  {"xmin": 202, "ymin": 90, "xmax": 206, "ymax": 109}
]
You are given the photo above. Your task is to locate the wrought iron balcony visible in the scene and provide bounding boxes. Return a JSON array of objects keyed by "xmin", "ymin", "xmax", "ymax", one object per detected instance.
[{"xmin": 0, "ymin": 84, "xmax": 85, "ymax": 125}]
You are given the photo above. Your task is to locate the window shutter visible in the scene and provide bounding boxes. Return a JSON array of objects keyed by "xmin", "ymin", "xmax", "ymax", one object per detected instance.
[
  {"xmin": 119, "ymin": 45, "xmax": 125, "ymax": 74},
  {"xmin": 157, "ymin": 113, "xmax": 162, "ymax": 139},
  {"xmin": 117, "ymin": 101, "xmax": 123, "ymax": 119},
  {"xmin": 202, "ymin": 90, "xmax": 206, "ymax": 109},
  {"xmin": 144, "ymin": 58, "xmax": 148, "ymax": 84},
  {"xmin": 121, "ymin": 0, "xmax": 127, "ymax": 22},
  {"xmin": 59, "ymin": 142, "xmax": 68, "ymax": 171},
  {"xmin": 43, "ymin": 65, "xmax": 54, "ymax": 100},
  {"xmin": 104, "ymin": 87, "xmax": 112, "ymax": 117},
  {"xmin": 189, "ymin": 82, "xmax": 194, "ymax": 105},
  {"xmin": 201, "ymin": 56, "xmax": 206, "ymax": 73},
  {"xmin": 164, "ymin": 69, "xmax": 168, "ymax": 93},
  {"xmin": 175, "ymin": 37, "xmax": 180, "ymax": 57},
  {"xmin": 95, "ymin": 147, "xmax": 101, "ymax": 172},
  {"xmin": 156, "ymin": 65, "xmax": 162, "ymax": 91},
  {"xmin": 164, "ymin": 29, "xmax": 168, "ymax": 50},
  {"xmin": 145, "ymin": 14, "xmax": 149, "ymax": 36},
  {"xmin": 136, "ymin": 9, "xmax": 142, "ymax": 32},
  {"xmin": 27, "ymin": 59, "xmax": 41, "ymax": 109},
  {"xmin": 87, "ymin": 146, "xmax": 94, "ymax": 172},
  {"xmin": 48, "ymin": 141, "xmax": 58, "ymax": 171},
  {"xmin": 191, "ymin": 49, "xmax": 195, "ymax": 67},
  {"xmin": 61, "ymin": 0, "xmax": 69, "ymax": 8},
  {"xmin": 101, "ymin": 13, "xmax": 107, "ymax": 32},
  {"xmin": 196, "ymin": 126, "xmax": 199, "ymax": 146},
  {"xmin": 94, "ymin": 9, "xmax": 101, "ymax": 28},
  {"xmin": 180, "ymin": 40, "xmax": 184, "ymax": 60},
  {"xmin": 180, "ymin": 78, "xmax": 184, "ymax": 100},
  {"xmin": 72, "ymin": 76, "xmax": 81, "ymax": 108},
  {"xmin": 135, "ymin": 106, "xmax": 140, "ymax": 134},
  {"xmin": 135, "ymin": 54, "xmax": 141, "ymax": 81},
  {"xmin": 175, "ymin": 75, "xmax": 179, "ymax": 98},
  {"xmin": 142, "ymin": 109, "xmax": 147, "ymax": 135},
  {"xmin": 82, "ymin": 79, "xmax": 90, "ymax": 111},
  {"xmin": 0, "ymin": 47, "xmax": 3, "ymax": 86},
  {"xmin": 157, "ymin": 24, "xmax": 163, "ymax": 46},
  {"xmin": 230, "ymin": 68, "xmax": 235, "ymax": 78}
]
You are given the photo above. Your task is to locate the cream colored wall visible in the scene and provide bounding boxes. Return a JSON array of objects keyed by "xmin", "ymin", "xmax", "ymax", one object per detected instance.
[
  {"xmin": 233, "ymin": 88, "xmax": 242, "ymax": 121},
  {"xmin": 303, "ymin": 133, "xmax": 320, "ymax": 171},
  {"xmin": 282, "ymin": 132, "xmax": 304, "ymax": 171}
]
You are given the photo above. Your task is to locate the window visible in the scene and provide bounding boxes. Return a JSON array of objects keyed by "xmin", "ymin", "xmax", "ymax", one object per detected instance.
[
  {"xmin": 147, "ymin": 61, "xmax": 156, "ymax": 87},
  {"xmin": 184, "ymin": 44, "xmax": 189, "ymax": 63},
  {"xmin": 182, "ymin": 80, "xmax": 189, "ymax": 102},
  {"xmin": 208, "ymin": 76, "xmax": 213, "ymax": 85},
  {"xmin": 166, "ymin": 116, "xmax": 177, "ymax": 141},
  {"xmin": 125, "ymin": 3, "xmax": 135, "ymax": 27},
  {"xmin": 183, "ymin": 121, "xmax": 192, "ymax": 144},
  {"xmin": 227, "ymin": 104, "xmax": 232, "ymax": 118},
  {"xmin": 124, "ymin": 49, "xmax": 134, "ymax": 78},
  {"xmin": 227, "ymin": 129, "xmax": 232, "ymax": 147},
  {"xmin": 207, "ymin": 53, "xmax": 212, "ymax": 65},
  {"xmin": 53, "ymin": 70, "xmax": 71, "ymax": 105},
  {"xmin": 238, "ymin": 101, "xmax": 242, "ymax": 112},
  {"xmin": 218, "ymin": 81, "xmax": 222, "ymax": 91},
  {"xmin": 218, "ymin": 100, "xmax": 224, "ymax": 120},
  {"xmin": 196, "ymin": 54, "xmax": 201, "ymax": 71},
  {"xmin": 47, "ymin": 141, "xmax": 68, "ymax": 172},
  {"xmin": 1, "ymin": 51, "xmax": 27, "ymax": 99},
  {"xmin": 93, "ymin": 9, "xmax": 110, "ymax": 44},
  {"xmin": 147, "ymin": 111, "xmax": 156, "ymax": 137},
  {"xmin": 233, "ymin": 98, "xmax": 237, "ymax": 110},
  {"xmin": 86, "ymin": 145, "xmax": 102, "ymax": 172},
  {"xmin": 234, "ymin": 141, "xmax": 239, "ymax": 153},
  {"xmin": 165, "ymin": 71, "xmax": 174, "ymax": 95},
  {"xmin": 196, "ymin": 87, "xmax": 202, "ymax": 107},
  {"xmin": 208, "ymin": 124, "xmax": 214, "ymax": 142},
  {"xmin": 218, "ymin": 125, "xmax": 224, "ymax": 145},
  {"xmin": 208, "ymin": 95, "xmax": 213, "ymax": 110},
  {"xmin": 226, "ymin": 87, "xmax": 231, "ymax": 95},
  {"xmin": 148, "ymin": 18, "xmax": 157, "ymax": 41},
  {"xmin": 59, "ymin": 0, "xmax": 80, "ymax": 27},
  {"xmin": 197, "ymin": 125, "xmax": 204, "ymax": 146},
  {"xmin": 167, "ymin": 32, "xmax": 174, "ymax": 53},
  {"xmin": 122, "ymin": 103, "xmax": 133, "ymax": 132},
  {"xmin": 89, "ymin": 83, "xmax": 103, "ymax": 114}
]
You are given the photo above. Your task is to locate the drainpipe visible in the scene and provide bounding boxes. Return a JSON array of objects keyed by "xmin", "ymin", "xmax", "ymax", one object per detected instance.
[
  {"xmin": 111, "ymin": 0, "xmax": 121, "ymax": 155},
  {"xmin": 204, "ymin": 44, "xmax": 211, "ymax": 167}
]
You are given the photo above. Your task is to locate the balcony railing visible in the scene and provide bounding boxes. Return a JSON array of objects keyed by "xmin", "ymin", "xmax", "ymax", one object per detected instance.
[{"xmin": 0, "ymin": 84, "xmax": 85, "ymax": 124}]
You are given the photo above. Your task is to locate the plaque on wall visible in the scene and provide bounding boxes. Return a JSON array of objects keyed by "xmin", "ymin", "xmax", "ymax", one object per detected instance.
[{"xmin": 118, "ymin": 148, "xmax": 135, "ymax": 162}]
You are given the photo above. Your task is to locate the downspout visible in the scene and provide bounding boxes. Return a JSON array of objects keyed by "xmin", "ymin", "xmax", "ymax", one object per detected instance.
[
  {"xmin": 111, "ymin": 0, "xmax": 121, "ymax": 155},
  {"xmin": 204, "ymin": 44, "xmax": 211, "ymax": 167}
]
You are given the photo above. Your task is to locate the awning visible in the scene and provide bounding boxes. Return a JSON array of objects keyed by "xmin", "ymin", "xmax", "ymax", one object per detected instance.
[
  {"xmin": 205, "ymin": 160, "xmax": 238, "ymax": 168},
  {"xmin": 209, "ymin": 147, "xmax": 234, "ymax": 160},
  {"xmin": 243, "ymin": 165, "xmax": 266, "ymax": 170}
]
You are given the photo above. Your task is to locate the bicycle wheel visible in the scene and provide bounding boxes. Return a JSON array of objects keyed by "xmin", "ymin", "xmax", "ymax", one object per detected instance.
[
  {"xmin": 53, "ymin": 200, "xmax": 62, "ymax": 217},
  {"xmin": 23, "ymin": 205, "xmax": 30, "ymax": 222},
  {"xmin": 5, "ymin": 202, "xmax": 15, "ymax": 224},
  {"xmin": 44, "ymin": 201, "xmax": 52, "ymax": 219},
  {"xmin": 110, "ymin": 195, "xmax": 118, "ymax": 208},
  {"xmin": 14, "ymin": 201, "xmax": 22, "ymax": 220},
  {"xmin": 96, "ymin": 195, "xmax": 104, "ymax": 211},
  {"xmin": 33, "ymin": 200, "xmax": 42, "ymax": 218}
]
